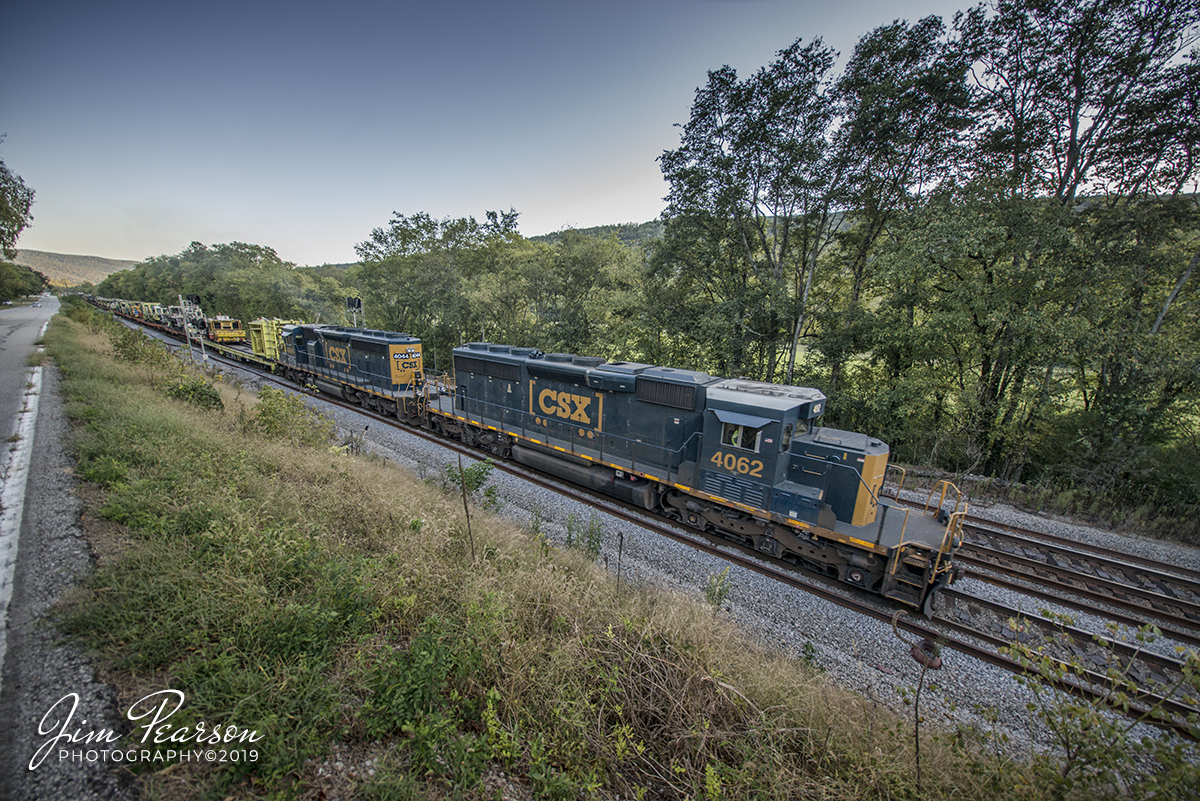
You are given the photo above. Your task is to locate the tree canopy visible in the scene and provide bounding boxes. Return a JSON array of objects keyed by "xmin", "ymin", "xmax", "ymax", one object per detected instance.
[
  {"xmin": 651, "ymin": 0, "xmax": 1200, "ymax": 533},
  {"xmin": 0, "ymin": 260, "xmax": 48, "ymax": 301},
  {"xmin": 1, "ymin": 141, "xmax": 35, "ymax": 261},
  {"xmin": 95, "ymin": 241, "xmax": 359, "ymax": 326}
]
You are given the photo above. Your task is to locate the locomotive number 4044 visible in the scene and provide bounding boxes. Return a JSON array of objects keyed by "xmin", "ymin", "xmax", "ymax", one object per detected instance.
[{"xmin": 710, "ymin": 450, "xmax": 765, "ymax": 478}]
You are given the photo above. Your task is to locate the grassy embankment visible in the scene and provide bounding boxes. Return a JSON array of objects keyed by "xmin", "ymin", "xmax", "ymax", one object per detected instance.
[{"xmin": 40, "ymin": 306, "xmax": 1043, "ymax": 800}]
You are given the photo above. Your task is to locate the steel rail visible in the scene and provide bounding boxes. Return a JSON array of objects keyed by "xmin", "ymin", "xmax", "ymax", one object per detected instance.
[
  {"xmin": 937, "ymin": 588, "xmax": 1189, "ymax": 682},
  {"xmin": 883, "ymin": 489, "xmax": 1200, "ymax": 585},
  {"xmin": 961, "ymin": 523, "xmax": 1200, "ymax": 602},
  {"xmin": 956, "ymin": 566, "xmax": 1200, "ymax": 649},
  {"xmin": 956, "ymin": 548, "xmax": 1200, "ymax": 626},
  {"xmin": 931, "ymin": 601, "xmax": 1199, "ymax": 737}
]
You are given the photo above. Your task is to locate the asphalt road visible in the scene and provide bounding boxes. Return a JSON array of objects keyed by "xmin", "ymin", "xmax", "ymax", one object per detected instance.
[
  {"xmin": 0, "ymin": 299, "xmax": 135, "ymax": 800},
  {"xmin": 0, "ymin": 299, "xmax": 54, "ymax": 427}
]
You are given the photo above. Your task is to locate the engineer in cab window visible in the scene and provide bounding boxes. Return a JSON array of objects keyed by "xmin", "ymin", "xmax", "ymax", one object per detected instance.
[{"xmin": 722, "ymin": 423, "xmax": 760, "ymax": 452}]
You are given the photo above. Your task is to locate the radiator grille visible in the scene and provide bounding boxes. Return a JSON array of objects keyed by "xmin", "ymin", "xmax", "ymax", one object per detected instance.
[
  {"xmin": 702, "ymin": 471, "xmax": 766, "ymax": 507},
  {"xmin": 526, "ymin": 365, "xmax": 584, "ymax": 385},
  {"xmin": 636, "ymin": 379, "xmax": 697, "ymax": 410}
]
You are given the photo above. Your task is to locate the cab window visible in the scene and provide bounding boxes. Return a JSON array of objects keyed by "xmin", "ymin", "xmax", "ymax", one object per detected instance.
[
  {"xmin": 721, "ymin": 422, "xmax": 761, "ymax": 453},
  {"xmin": 779, "ymin": 420, "xmax": 810, "ymax": 451}
]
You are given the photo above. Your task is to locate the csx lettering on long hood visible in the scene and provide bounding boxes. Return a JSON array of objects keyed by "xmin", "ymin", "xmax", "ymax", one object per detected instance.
[
  {"xmin": 538, "ymin": 389, "xmax": 593, "ymax": 424},
  {"xmin": 327, "ymin": 345, "xmax": 350, "ymax": 364}
]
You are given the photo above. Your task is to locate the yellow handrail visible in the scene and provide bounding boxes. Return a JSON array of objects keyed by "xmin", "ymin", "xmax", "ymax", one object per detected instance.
[
  {"xmin": 886, "ymin": 480, "xmax": 967, "ymax": 586},
  {"xmin": 932, "ymin": 508, "xmax": 968, "ymax": 577},
  {"xmin": 923, "ymin": 480, "xmax": 965, "ymax": 518},
  {"xmin": 885, "ymin": 464, "xmax": 908, "ymax": 496}
]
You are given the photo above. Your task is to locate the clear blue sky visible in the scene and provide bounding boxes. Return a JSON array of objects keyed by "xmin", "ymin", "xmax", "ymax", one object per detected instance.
[{"xmin": 3, "ymin": 0, "xmax": 966, "ymax": 266}]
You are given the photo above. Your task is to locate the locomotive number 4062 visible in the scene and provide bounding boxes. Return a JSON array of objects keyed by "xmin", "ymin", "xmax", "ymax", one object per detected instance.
[{"xmin": 710, "ymin": 450, "xmax": 764, "ymax": 478}]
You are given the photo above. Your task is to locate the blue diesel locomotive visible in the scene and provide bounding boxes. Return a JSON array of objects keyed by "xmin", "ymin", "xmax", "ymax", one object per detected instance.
[
  {"xmin": 415, "ymin": 343, "xmax": 963, "ymax": 610},
  {"xmin": 278, "ymin": 323, "xmax": 425, "ymax": 411}
]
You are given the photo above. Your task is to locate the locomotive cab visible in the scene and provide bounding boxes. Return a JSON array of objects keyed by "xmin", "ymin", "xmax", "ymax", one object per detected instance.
[{"xmin": 697, "ymin": 380, "xmax": 870, "ymax": 529}]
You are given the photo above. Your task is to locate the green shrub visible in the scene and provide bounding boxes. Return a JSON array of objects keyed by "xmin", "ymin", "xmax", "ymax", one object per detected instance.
[
  {"xmin": 159, "ymin": 374, "xmax": 224, "ymax": 411},
  {"xmin": 251, "ymin": 385, "xmax": 334, "ymax": 447},
  {"xmin": 704, "ymin": 565, "xmax": 732, "ymax": 611},
  {"xmin": 1003, "ymin": 611, "xmax": 1200, "ymax": 799},
  {"xmin": 564, "ymin": 513, "xmax": 603, "ymax": 560},
  {"xmin": 361, "ymin": 615, "xmax": 489, "ymax": 786},
  {"xmin": 107, "ymin": 325, "xmax": 173, "ymax": 370},
  {"xmin": 442, "ymin": 458, "xmax": 500, "ymax": 510}
]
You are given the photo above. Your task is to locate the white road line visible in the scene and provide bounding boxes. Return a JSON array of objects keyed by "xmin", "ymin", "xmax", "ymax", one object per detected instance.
[{"xmin": 0, "ymin": 366, "xmax": 44, "ymax": 687}]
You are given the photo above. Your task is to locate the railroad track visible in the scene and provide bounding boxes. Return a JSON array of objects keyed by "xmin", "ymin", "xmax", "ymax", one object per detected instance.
[
  {"xmin": 955, "ymin": 546, "xmax": 1200, "ymax": 643},
  {"xmin": 934, "ymin": 587, "xmax": 1199, "ymax": 728},
  {"xmin": 878, "ymin": 490, "xmax": 1200, "ymax": 646},
  {"xmin": 140, "ymin": 326, "xmax": 1200, "ymax": 736},
  {"xmin": 960, "ymin": 522, "xmax": 1200, "ymax": 616}
]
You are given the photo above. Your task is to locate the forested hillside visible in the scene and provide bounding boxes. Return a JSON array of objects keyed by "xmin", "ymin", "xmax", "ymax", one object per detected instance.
[
  {"xmin": 0, "ymin": 259, "xmax": 48, "ymax": 300},
  {"xmin": 96, "ymin": 1, "xmax": 1200, "ymax": 542},
  {"xmin": 529, "ymin": 220, "xmax": 663, "ymax": 248},
  {"xmin": 13, "ymin": 249, "xmax": 138, "ymax": 287}
]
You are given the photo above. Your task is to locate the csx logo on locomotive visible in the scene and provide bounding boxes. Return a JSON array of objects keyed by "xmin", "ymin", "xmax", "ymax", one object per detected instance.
[
  {"xmin": 327, "ymin": 345, "xmax": 350, "ymax": 365},
  {"xmin": 538, "ymin": 389, "xmax": 593, "ymax": 424}
]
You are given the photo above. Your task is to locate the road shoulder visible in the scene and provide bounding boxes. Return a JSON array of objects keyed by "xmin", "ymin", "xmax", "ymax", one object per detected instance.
[{"xmin": 0, "ymin": 365, "xmax": 135, "ymax": 801}]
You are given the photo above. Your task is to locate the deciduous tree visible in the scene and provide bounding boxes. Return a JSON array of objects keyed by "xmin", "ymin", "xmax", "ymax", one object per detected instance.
[
  {"xmin": 0, "ymin": 143, "xmax": 35, "ymax": 261},
  {"xmin": 658, "ymin": 38, "xmax": 842, "ymax": 383}
]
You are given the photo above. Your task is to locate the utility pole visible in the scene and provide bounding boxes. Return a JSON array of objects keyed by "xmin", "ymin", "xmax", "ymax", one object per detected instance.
[
  {"xmin": 179, "ymin": 294, "xmax": 195, "ymax": 362},
  {"xmin": 182, "ymin": 294, "xmax": 208, "ymax": 364}
]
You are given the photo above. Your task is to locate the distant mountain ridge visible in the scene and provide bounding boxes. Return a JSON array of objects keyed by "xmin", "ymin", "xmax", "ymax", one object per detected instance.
[
  {"xmin": 528, "ymin": 220, "xmax": 663, "ymax": 248},
  {"xmin": 13, "ymin": 222, "xmax": 663, "ymax": 288},
  {"xmin": 13, "ymin": 250, "xmax": 139, "ymax": 287}
]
